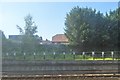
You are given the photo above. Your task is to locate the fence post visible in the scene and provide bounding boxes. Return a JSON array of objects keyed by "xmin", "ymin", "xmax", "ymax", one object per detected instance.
[
  {"xmin": 111, "ymin": 51, "xmax": 114, "ymax": 60},
  {"xmin": 53, "ymin": 52, "xmax": 56, "ymax": 59},
  {"xmin": 73, "ymin": 52, "xmax": 75, "ymax": 60},
  {"xmin": 82, "ymin": 52, "xmax": 85, "ymax": 60},
  {"xmin": 63, "ymin": 52, "xmax": 65, "ymax": 59},
  {"xmin": 33, "ymin": 52, "xmax": 36, "ymax": 60},
  {"xmin": 92, "ymin": 52, "xmax": 95, "ymax": 60},
  {"xmin": 102, "ymin": 52, "xmax": 105, "ymax": 60},
  {"xmin": 14, "ymin": 52, "xmax": 16, "ymax": 60},
  {"xmin": 24, "ymin": 53, "xmax": 26, "ymax": 60},
  {"xmin": 43, "ymin": 52, "xmax": 46, "ymax": 60},
  {"xmin": 6, "ymin": 53, "xmax": 9, "ymax": 60}
]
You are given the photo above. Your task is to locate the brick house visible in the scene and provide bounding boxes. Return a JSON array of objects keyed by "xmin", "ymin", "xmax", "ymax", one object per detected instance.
[{"xmin": 52, "ymin": 34, "xmax": 69, "ymax": 44}]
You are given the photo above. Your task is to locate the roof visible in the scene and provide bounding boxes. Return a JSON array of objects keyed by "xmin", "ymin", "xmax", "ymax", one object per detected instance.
[
  {"xmin": 52, "ymin": 34, "xmax": 68, "ymax": 43},
  {"xmin": 9, "ymin": 35, "xmax": 23, "ymax": 40}
]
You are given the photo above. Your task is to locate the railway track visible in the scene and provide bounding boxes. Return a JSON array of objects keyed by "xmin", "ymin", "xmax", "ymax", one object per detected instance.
[
  {"xmin": 2, "ymin": 70, "xmax": 119, "ymax": 75},
  {"xmin": 2, "ymin": 60, "xmax": 119, "ymax": 75},
  {"xmin": 2, "ymin": 60, "xmax": 120, "ymax": 80},
  {"xmin": 2, "ymin": 74, "xmax": 120, "ymax": 80}
]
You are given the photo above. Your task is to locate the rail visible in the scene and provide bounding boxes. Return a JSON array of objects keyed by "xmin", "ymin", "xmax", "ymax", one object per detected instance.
[{"xmin": 2, "ymin": 60, "xmax": 120, "ymax": 76}]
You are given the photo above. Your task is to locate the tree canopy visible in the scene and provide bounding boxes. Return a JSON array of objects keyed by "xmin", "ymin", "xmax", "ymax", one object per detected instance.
[
  {"xmin": 17, "ymin": 14, "xmax": 37, "ymax": 36},
  {"xmin": 65, "ymin": 6, "xmax": 119, "ymax": 52}
]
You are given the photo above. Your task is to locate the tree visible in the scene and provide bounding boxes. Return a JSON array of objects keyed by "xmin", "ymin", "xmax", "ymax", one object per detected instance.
[
  {"xmin": 65, "ymin": 7, "xmax": 99, "ymax": 51},
  {"xmin": 64, "ymin": 6, "xmax": 119, "ymax": 52},
  {"xmin": 17, "ymin": 14, "xmax": 39, "ymax": 53},
  {"xmin": 17, "ymin": 14, "xmax": 37, "ymax": 36},
  {"xmin": 105, "ymin": 8, "xmax": 120, "ymax": 50}
]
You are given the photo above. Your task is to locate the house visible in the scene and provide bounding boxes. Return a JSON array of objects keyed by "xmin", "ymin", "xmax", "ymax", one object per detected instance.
[
  {"xmin": 40, "ymin": 39, "xmax": 52, "ymax": 45},
  {"xmin": 52, "ymin": 34, "xmax": 69, "ymax": 44},
  {"xmin": 9, "ymin": 35, "xmax": 51, "ymax": 45},
  {"xmin": 9, "ymin": 35, "xmax": 23, "ymax": 41}
]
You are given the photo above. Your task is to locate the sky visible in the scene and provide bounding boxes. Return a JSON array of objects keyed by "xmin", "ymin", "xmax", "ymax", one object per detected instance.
[{"xmin": 0, "ymin": 2, "xmax": 118, "ymax": 40}]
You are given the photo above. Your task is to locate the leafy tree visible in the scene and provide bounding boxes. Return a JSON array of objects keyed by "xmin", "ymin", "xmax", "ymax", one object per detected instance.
[
  {"xmin": 65, "ymin": 7, "xmax": 98, "ymax": 51},
  {"xmin": 17, "ymin": 14, "xmax": 39, "ymax": 53},
  {"xmin": 17, "ymin": 14, "xmax": 37, "ymax": 36},
  {"xmin": 105, "ymin": 8, "xmax": 120, "ymax": 50},
  {"xmin": 64, "ymin": 6, "xmax": 119, "ymax": 52}
]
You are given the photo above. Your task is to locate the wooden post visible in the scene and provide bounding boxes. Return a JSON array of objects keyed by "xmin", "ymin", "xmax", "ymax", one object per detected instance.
[
  {"xmin": 102, "ymin": 52, "xmax": 105, "ymax": 60},
  {"xmin": 14, "ymin": 52, "xmax": 16, "ymax": 60},
  {"xmin": 53, "ymin": 52, "xmax": 56, "ymax": 59},
  {"xmin": 63, "ymin": 52, "xmax": 65, "ymax": 59},
  {"xmin": 33, "ymin": 52, "xmax": 36, "ymax": 60},
  {"xmin": 82, "ymin": 52, "xmax": 85, "ymax": 60},
  {"xmin": 73, "ymin": 52, "xmax": 75, "ymax": 60},
  {"xmin": 43, "ymin": 52, "xmax": 46, "ymax": 60},
  {"xmin": 111, "ymin": 51, "xmax": 114, "ymax": 60},
  {"xmin": 92, "ymin": 52, "xmax": 95, "ymax": 60},
  {"xmin": 6, "ymin": 53, "xmax": 8, "ymax": 60},
  {"xmin": 24, "ymin": 53, "xmax": 26, "ymax": 60}
]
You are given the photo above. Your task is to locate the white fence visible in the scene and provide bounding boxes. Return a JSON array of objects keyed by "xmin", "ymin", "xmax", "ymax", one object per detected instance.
[{"xmin": 2, "ymin": 51, "xmax": 120, "ymax": 60}]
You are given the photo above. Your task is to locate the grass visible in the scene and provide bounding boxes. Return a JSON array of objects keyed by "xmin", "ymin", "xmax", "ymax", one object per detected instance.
[{"xmin": 87, "ymin": 58, "xmax": 115, "ymax": 60}]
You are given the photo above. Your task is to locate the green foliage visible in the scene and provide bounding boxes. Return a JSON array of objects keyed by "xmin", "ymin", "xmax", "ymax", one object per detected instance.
[
  {"xmin": 65, "ymin": 6, "xmax": 119, "ymax": 52},
  {"xmin": 105, "ymin": 8, "xmax": 120, "ymax": 50},
  {"xmin": 16, "ymin": 14, "xmax": 39, "ymax": 54},
  {"xmin": 24, "ymin": 14, "xmax": 37, "ymax": 35},
  {"xmin": 17, "ymin": 14, "xmax": 37, "ymax": 36}
]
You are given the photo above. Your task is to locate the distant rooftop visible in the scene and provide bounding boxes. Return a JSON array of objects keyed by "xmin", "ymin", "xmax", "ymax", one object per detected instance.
[
  {"xmin": 9, "ymin": 35, "xmax": 23, "ymax": 40},
  {"xmin": 52, "ymin": 34, "xmax": 68, "ymax": 43}
]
